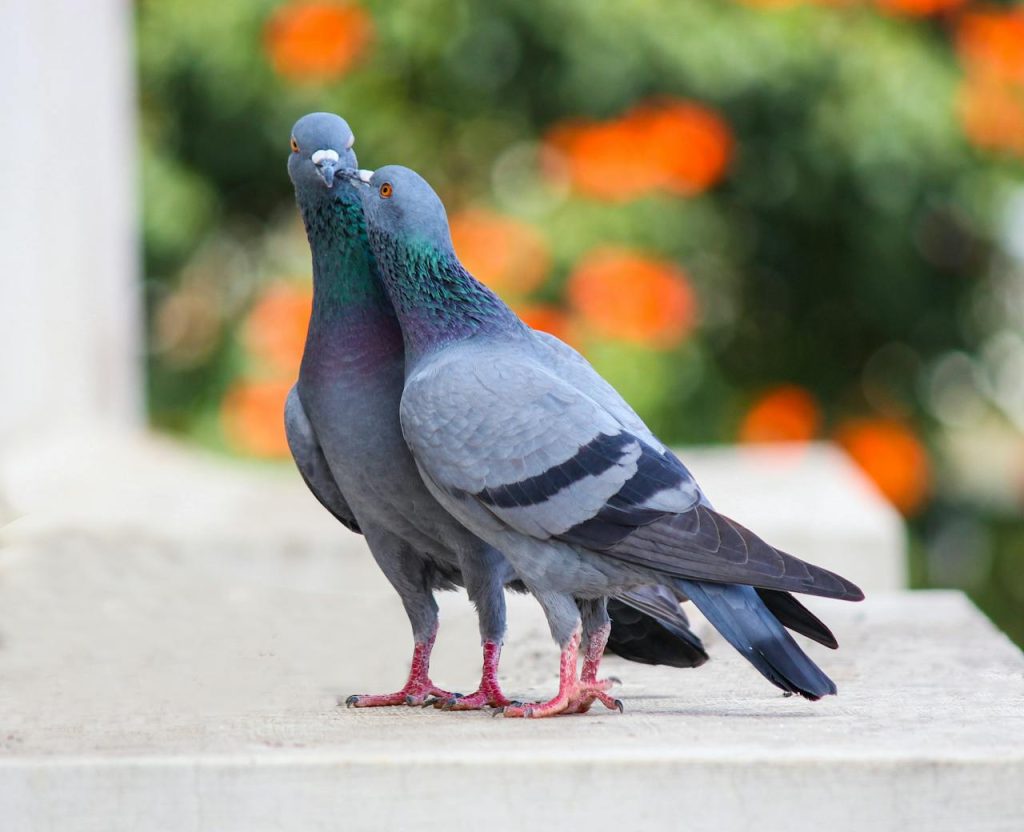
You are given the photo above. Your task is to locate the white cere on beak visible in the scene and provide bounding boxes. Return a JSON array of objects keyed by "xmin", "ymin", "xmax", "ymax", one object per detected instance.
[
  {"xmin": 357, "ymin": 169, "xmax": 373, "ymax": 183},
  {"xmin": 346, "ymin": 133, "xmax": 355, "ymax": 149},
  {"xmin": 311, "ymin": 149, "xmax": 340, "ymax": 165}
]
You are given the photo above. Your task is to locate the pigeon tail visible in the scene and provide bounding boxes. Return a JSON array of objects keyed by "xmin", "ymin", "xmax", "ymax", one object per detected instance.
[
  {"xmin": 756, "ymin": 588, "xmax": 839, "ymax": 649},
  {"xmin": 677, "ymin": 579, "xmax": 837, "ymax": 700},
  {"xmin": 606, "ymin": 594, "xmax": 709, "ymax": 668}
]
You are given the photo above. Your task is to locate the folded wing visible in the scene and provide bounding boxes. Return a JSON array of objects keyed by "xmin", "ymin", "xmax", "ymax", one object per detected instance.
[{"xmin": 402, "ymin": 347, "xmax": 862, "ymax": 601}]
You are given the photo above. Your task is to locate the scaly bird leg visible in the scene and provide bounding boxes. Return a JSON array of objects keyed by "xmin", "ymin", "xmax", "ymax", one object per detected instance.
[
  {"xmin": 501, "ymin": 627, "xmax": 622, "ymax": 719},
  {"xmin": 437, "ymin": 641, "xmax": 512, "ymax": 710},
  {"xmin": 344, "ymin": 628, "xmax": 453, "ymax": 707},
  {"xmin": 566, "ymin": 621, "xmax": 621, "ymax": 714}
]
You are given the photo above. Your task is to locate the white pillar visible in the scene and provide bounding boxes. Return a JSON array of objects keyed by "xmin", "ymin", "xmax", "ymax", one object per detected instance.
[{"xmin": 0, "ymin": 0, "xmax": 141, "ymax": 443}]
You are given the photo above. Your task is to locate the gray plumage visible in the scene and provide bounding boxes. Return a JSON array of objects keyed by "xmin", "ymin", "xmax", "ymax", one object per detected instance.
[
  {"xmin": 353, "ymin": 164, "xmax": 864, "ymax": 704},
  {"xmin": 283, "ymin": 114, "xmax": 707, "ymax": 707}
]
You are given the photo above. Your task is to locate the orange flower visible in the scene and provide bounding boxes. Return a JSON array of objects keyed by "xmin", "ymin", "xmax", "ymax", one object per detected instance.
[
  {"xmin": 628, "ymin": 101, "xmax": 734, "ymax": 195},
  {"xmin": 954, "ymin": 10, "xmax": 1024, "ymax": 158},
  {"xmin": 875, "ymin": 0, "xmax": 967, "ymax": 17},
  {"xmin": 957, "ymin": 75, "xmax": 1024, "ymax": 157},
  {"xmin": 836, "ymin": 419, "xmax": 930, "ymax": 515},
  {"xmin": 221, "ymin": 379, "xmax": 293, "ymax": 458},
  {"xmin": 449, "ymin": 210, "xmax": 550, "ymax": 297},
  {"xmin": 739, "ymin": 385, "xmax": 821, "ymax": 444},
  {"xmin": 243, "ymin": 282, "xmax": 312, "ymax": 376},
  {"xmin": 956, "ymin": 9, "xmax": 1024, "ymax": 82},
  {"xmin": 567, "ymin": 248, "xmax": 697, "ymax": 348},
  {"xmin": 546, "ymin": 118, "xmax": 661, "ymax": 202},
  {"xmin": 265, "ymin": 2, "xmax": 373, "ymax": 82},
  {"xmin": 545, "ymin": 99, "xmax": 733, "ymax": 201},
  {"xmin": 515, "ymin": 303, "xmax": 574, "ymax": 345}
]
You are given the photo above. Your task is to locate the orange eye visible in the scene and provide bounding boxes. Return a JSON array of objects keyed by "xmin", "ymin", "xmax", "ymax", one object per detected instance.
[
  {"xmin": 380, "ymin": 182, "xmax": 393, "ymax": 198},
  {"xmin": 290, "ymin": 137, "xmax": 299, "ymax": 153}
]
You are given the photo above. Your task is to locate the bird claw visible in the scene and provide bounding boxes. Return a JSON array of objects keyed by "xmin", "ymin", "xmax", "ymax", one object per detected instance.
[
  {"xmin": 492, "ymin": 700, "xmax": 527, "ymax": 718},
  {"xmin": 343, "ymin": 682, "xmax": 453, "ymax": 708}
]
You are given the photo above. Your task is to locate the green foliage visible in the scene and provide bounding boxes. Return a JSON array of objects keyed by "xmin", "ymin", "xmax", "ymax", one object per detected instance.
[{"xmin": 138, "ymin": 0, "xmax": 1024, "ymax": 644}]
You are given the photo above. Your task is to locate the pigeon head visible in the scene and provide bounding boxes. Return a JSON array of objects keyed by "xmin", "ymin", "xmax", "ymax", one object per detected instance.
[
  {"xmin": 346, "ymin": 165, "xmax": 521, "ymax": 354},
  {"xmin": 287, "ymin": 112, "xmax": 358, "ymax": 195},
  {"xmin": 350, "ymin": 165, "xmax": 455, "ymax": 253}
]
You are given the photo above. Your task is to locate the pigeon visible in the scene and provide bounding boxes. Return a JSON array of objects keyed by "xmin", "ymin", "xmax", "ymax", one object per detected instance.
[
  {"xmin": 348, "ymin": 164, "xmax": 865, "ymax": 718},
  {"xmin": 283, "ymin": 113, "xmax": 709, "ymax": 710}
]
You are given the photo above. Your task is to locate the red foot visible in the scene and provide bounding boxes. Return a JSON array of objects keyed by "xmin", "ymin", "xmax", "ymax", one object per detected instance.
[
  {"xmin": 345, "ymin": 681, "xmax": 453, "ymax": 708},
  {"xmin": 566, "ymin": 622, "xmax": 618, "ymax": 715},
  {"xmin": 441, "ymin": 641, "xmax": 511, "ymax": 710},
  {"xmin": 501, "ymin": 627, "xmax": 623, "ymax": 719},
  {"xmin": 344, "ymin": 630, "xmax": 452, "ymax": 708}
]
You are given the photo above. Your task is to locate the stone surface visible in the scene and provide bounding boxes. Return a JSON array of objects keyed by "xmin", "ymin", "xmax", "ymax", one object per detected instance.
[
  {"xmin": 0, "ymin": 568, "xmax": 1020, "ymax": 832},
  {"xmin": 0, "ymin": 490, "xmax": 1020, "ymax": 830},
  {"xmin": 1, "ymin": 433, "xmax": 979, "ymax": 831},
  {"xmin": 0, "ymin": 433, "xmax": 906, "ymax": 593}
]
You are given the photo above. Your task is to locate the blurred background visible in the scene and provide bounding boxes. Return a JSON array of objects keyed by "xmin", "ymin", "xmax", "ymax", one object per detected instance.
[{"xmin": 136, "ymin": 0, "xmax": 1024, "ymax": 642}]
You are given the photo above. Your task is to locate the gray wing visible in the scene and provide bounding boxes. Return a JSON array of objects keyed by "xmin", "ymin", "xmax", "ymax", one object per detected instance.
[
  {"xmin": 284, "ymin": 386, "xmax": 361, "ymax": 535},
  {"xmin": 533, "ymin": 329, "xmax": 855, "ymax": 638},
  {"xmin": 530, "ymin": 331, "xmax": 666, "ymax": 449},
  {"xmin": 402, "ymin": 346, "xmax": 861, "ymax": 601}
]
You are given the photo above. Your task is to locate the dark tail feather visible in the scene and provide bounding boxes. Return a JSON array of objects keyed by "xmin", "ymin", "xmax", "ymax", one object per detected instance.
[
  {"xmin": 606, "ymin": 590, "xmax": 709, "ymax": 669},
  {"xmin": 678, "ymin": 579, "xmax": 837, "ymax": 700},
  {"xmin": 757, "ymin": 589, "xmax": 839, "ymax": 649}
]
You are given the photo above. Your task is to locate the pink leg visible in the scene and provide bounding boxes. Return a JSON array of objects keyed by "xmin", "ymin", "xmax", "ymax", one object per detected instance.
[
  {"xmin": 501, "ymin": 626, "xmax": 623, "ymax": 719},
  {"xmin": 566, "ymin": 622, "xmax": 621, "ymax": 714},
  {"xmin": 440, "ymin": 641, "xmax": 512, "ymax": 710},
  {"xmin": 344, "ymin": 628, "xmax": 453, "ymax": 708}
]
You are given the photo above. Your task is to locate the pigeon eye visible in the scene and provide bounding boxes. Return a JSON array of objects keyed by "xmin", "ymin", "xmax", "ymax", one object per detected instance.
[
  {"xmin": 380, "ymin": 182, "xmax": 394, "ymax": 199},
  {"xmin": 290, "ymin": 137, "xmax": 299, "ymax": 153}
]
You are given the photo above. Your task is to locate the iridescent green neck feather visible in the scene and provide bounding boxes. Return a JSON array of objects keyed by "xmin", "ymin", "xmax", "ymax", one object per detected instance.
[
  {"xmin": 299, "ymin": 193, "xmax": 393, "ymax": 325},
  {"xmin": 370, "ymin": 230, "xmax": 523, "ymax": 359}
]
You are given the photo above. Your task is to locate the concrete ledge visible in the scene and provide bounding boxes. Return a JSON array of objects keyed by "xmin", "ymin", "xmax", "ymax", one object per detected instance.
[
  {"xmin": 0, "ymin": 554, "xmax": 1020, "ymax": 831},
  {"xmin": 0, "ymin": 433, "xmax": 905, "ymax": 592},
  {"xmin": 2, "ymin": 435, "xmax": 1004, "ymax": 830}
]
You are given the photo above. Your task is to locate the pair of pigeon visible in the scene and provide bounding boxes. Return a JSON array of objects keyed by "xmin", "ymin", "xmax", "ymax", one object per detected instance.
[{"xmin": 285, "ymin": 112, "xmax": 863, "ymax": 717}]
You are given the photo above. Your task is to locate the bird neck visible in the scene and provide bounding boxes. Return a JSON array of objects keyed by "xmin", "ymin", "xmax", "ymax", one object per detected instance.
[
  {"xmin": 371, "ymin": 230, "xmax": 523, "ymax": 362},
  {"xmin": 298, "ymin": 190, "xmax": 394, "ymax": 327}
]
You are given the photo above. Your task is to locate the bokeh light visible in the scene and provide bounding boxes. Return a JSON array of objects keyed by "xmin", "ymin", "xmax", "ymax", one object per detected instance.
[
  {"xmin": 514, "ymin": 304, "xmax": 574, "ymax": 345},
  {"xmin": 265, "ymin": 2, "xmax": 373, "ymax": 82},
  {"xmin": 740, "ymin": 386, "xmax": 821, "ymax": 444},
  {"xmin": 545, "ymin": 99, "xmax": 732, "ymax": 202},
  {"xmin": 449, "ymin": 209, "xmax": 550, "ymax": 297},
  {"xmin": 221, "ymin": 379, "xmax": 293, "ymax": 458},
  {"xmin": 567, "ymin": 248, "xmax": 697, "ymax": 348},
  {"xmin": 242, "ymin": 281, "xmax": 312, "ymax": 377},
  {"xmin": 836, "ymin": 419, "xmax": 931, "ymax": 515}
]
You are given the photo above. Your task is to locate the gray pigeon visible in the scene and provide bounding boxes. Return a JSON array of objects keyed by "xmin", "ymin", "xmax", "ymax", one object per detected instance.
[
  {"xmin": 283, "ymin": 113, "xmax": 709, "ymax": 710},
  {"xmin": 349, "ymin": 164, "xmax": 865, "ymax": 718}
]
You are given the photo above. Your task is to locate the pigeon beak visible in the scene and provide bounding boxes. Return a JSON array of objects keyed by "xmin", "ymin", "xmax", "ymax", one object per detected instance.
[
  {"xmin": 340, "ymin": 168, "xmax": 374, "ymax": 187},
  {"xmin": 311, "ymin": 148, "xmax": 341, "ymax": 189}
]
